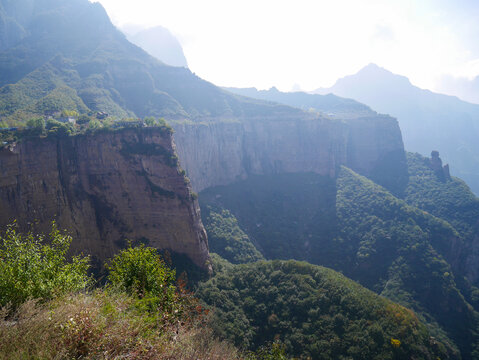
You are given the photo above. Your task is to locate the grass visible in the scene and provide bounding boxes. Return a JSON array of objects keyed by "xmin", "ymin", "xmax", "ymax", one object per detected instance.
[{"xmin": 0, "ymin": 290, "xmax": 243, "ymax": 360}]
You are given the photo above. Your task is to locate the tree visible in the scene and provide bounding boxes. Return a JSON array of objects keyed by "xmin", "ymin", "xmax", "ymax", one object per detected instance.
[
  {"xmin": 144, "ymin": 116, "xmax": 157, "ymax": 126},
  {"xmin": 0, "ymin": 222, "xmax": 91, "ymax": 309},
  {"xmin": 106, "ymin": 244, "xmax": 176, "ymax": 299},
  {"xmin": 77, "ymin": 114, "xmax": 91, "ymax": 125},
  {"xmin": 26, "ymin": 117, "xmax": 45, "ymax": 135}
]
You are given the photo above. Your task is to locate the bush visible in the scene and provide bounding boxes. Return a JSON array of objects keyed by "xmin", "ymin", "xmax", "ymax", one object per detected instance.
[
  {"xmin": 26, "ymin": 117, "xmax": 46, "ymax": 135},
  {"xmin": 46, "ymin": 119, "xmax": 72, "ymax": 136},
  {"xmin": 77, "ymin": 114, "xmax": 91, "ymax": 125},
  {"xmin": 106, "ymin": 244, "xmax": 176, "ymax": 299},
  {"xmin": 0, "ymin": 222, "xmax": 91, "ymax": 309},
  {"xmin": 144, "ymin": 116, "xmax": 157, "ymax": 126},
  {"xmin": 106, "ymin": 245, "xmax": 209, "ymax": 330},
  {"xmin": 87, "ymin": 118, "xmax": 101, "ymax": 131}
]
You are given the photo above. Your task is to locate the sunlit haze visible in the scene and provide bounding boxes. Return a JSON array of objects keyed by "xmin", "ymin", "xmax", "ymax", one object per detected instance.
[{"xmin": 94, "ymin": 0, "xmax": 479, "ymax": 95}]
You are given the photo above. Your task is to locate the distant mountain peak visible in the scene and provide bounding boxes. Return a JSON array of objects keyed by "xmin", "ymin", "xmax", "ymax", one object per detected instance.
[
  {"xmin": 360, "ymin": 63, "xmax": 391, "ymax": 74},
  {"xmin": 126, "ymin": 25, "xmax": 188, "ymax": 67},
  {"xmin": 313, "ymin": 62, "xmax": 479, "ymax": 196}
]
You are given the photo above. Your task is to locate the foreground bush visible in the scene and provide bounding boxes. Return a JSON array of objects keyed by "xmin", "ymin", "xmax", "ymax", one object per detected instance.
[
  {"xmin": 107, "ymin": 244, "xmax": 176, "ymax": 298},
  {"xmin": 0, "ymin": 223, "xmax": 90, "ymax": 309},
  {"xmin": 0, "ymin": 242, "xmax": 283, "ymax": 359}
]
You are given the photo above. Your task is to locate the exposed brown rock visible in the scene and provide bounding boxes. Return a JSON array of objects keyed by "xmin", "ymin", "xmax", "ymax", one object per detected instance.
[{"xmin": 0, "ymin": 128, "xmax": 210, "ymax": 270}]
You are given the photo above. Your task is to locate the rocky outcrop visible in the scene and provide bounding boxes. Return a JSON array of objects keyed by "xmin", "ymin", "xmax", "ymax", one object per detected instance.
[
  {"xmin": 429, "ymin": 150, "xmax": 451, "ymax": 181},
  {"xmin": 0, "ymin": 128, "xmax": 209, "ymax": 269},
  {"xmin": 172, "ymin": 114, "xmax": 406, "ymax": 192}
]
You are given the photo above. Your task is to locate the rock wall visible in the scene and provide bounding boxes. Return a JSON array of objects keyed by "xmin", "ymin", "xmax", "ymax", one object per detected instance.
[
  {"xmin": 0, "ymin": 128, "xmax": 209, "ymax": 269},
  {"xmin": 172, "ymin": 115, "xmax": 406, "ymax": 192}
]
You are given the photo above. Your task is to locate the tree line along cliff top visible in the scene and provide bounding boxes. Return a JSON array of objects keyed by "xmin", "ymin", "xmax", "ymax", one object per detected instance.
[{"xmin": 0, "ymin": 113, "xmax": 174, "ymax": 148}]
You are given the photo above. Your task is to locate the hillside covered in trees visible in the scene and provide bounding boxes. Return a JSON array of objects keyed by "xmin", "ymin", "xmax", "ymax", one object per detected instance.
[
  {"xmin": 1, "ymin": 0, "xmax": 479, "ymax": 359},
  {"xmin": 200, "ymin": 164, "xmax": 479, "ymax": 358}
]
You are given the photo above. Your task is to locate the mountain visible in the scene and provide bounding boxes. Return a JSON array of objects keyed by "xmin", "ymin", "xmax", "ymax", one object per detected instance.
[
  {"xmin": 0, "ymin": 0, "xmax": 409, "ymax": 271},
  {"xmin": 0, "ymin": 0, "xmax": 407, "ymax": 194},
  {"xmin": 197, "ymin": 256, "xmax": 453, "ymax": 359},
  {"xmin": 0, "ymin": 0, "xmax": 306, "ymax": 121},
  {"xmin": 2, "ymin": 0, "xmax": 479, "ymax": 357},
  {"xmin": 314, "ymin": 63, "xmax": 479, "ymax": 195},
  {"xmin": 224, "ymin": 86, "xmax": 377, "ymax": 119},
  {"xmin": 199, "ymin": 164, "xmax": 479, "ymax": 358},
  {"xmin": 125, "ymin": 25, "xmax": 188, "ymax": 68}
]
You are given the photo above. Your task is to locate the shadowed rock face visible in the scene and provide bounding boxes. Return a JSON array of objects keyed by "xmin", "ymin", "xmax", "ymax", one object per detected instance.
[
  {"xmin": 172, "ymin": 114, "xmax": 407, "ymax": 194},
  {"xmin": 0, "ymin": 128, "xmax": 209, "ymax": 269}
]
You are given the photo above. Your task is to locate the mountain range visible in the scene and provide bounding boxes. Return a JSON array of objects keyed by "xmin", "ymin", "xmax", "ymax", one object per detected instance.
[
  {"xmin": 1, "ymin": 0, "xmax": 479, "ymax": 358},
  {"xmin": 314, "ymin": 63, "xmax": 479, "ymax": 195}
]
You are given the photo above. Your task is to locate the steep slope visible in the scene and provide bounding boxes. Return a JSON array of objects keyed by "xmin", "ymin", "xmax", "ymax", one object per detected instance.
[
  {"xmin": 198, "ymin": 256, "xmax": 454, "ymax": 359},
  {"xmin": 200, "ymin": 168, "xmax": 479, "ymax": 358},
  {"xmin": 404, "ymin": 152, "xmax": 479, "ymax": 288},
  {"xmin": 315, "ymin": 63, "xmax": 479, "ymax": 195},
  {"xmin": 200, "ymin": 207, "xmax": 264, "ymax": 264},
  {"xmin": 0, "ymin": 128, "xmax": 209, "ymax": 269},
  {"xmin": 125, "ymin": 26, "xmax": 188, "ymax": 68},
  {"xmin": 0, "ymin": 0, "xmax": 301, "ymax": 121},
  {"xmin": 0, "ymin": 0, "xmax": 408, "ymax": 196},
  {"xmin": 173, "ymin": 114, "xmax": 407, "ymax": 194}
]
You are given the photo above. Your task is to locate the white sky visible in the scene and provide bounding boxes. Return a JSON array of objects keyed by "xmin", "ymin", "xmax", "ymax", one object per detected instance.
[{"xmin": 93, "ymin": 0, "xmax": 479, "ymax": 93}]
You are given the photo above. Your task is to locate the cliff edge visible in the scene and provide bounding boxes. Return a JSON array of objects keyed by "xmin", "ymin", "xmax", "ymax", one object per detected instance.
[
  {"xmin": 172, "ymin": 114, "xmax": 407, "ymax": 194},
  {"xmin": 0, "ymin": 128, "xmax": 209, "ymax": 269}
]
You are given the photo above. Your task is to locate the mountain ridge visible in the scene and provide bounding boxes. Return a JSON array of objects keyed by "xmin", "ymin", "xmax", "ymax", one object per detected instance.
[{"xmin": 313, "ymin": 63, "xmax": 479, "ymax": 195}]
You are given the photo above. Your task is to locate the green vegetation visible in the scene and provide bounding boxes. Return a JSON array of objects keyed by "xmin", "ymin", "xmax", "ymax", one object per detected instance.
[
  {"xmin": 0, "ymin": 224, "xmax": 293, "ymax": 359},
  {"xmin": 0, "ymin": 0, "xmax": 305, "ymax": 131},
  {"xmin": 200, "ymin": 173, "xmax": 337, "ymax": 263},
  {"xmin": 200, "ymin": 205, "xmax": 264, "ymax": 264},
  {"xmin": 0, "ymin": 222, "xmax": 90, "ymax": 310},
  {"xmin": 107, "ymin": 244, "xmax": 176, "ymax": 299},
  {"xmin": 199, "ymin": 169, "xmax": 479, "ymax": 358},
  {"xmin": 0, "ymin": 288, "xmax": 243, "ymax": 360},
  {"xmin": 404, "ymin": 152, "xmax": 479, "ymax": 240},
  {"xmin": 0, "ymin": 225, "xmax": 247, "ymax": 359},
  {"xmin": 197, "ymin": 256, "xmax": 451, "ymax": 359},
  {"xmin": 0, "ymin": 115, "xmax": 173, "ymax": 148}
]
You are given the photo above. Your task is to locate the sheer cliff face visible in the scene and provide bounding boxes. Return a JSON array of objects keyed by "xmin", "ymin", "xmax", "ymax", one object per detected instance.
[
  {"xmin": 173, "ymin": 115, "xmax": 406, "ymax": 192},
  {"xmin": 0, "ymin": 128, "xmax": 209, "ymax": 269}
]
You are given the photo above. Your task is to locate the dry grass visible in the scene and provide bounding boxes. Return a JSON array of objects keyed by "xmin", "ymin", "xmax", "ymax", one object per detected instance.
[{"xmin": 0, "ymin": 291, "xmax": 242, "ymax": 360}]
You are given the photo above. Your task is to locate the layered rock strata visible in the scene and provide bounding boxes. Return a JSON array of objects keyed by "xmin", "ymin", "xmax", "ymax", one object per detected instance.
[
  {"xmin": 172, "ymin": 114, "xmax": 406, "ymax": 192},
  {"xmin": 0, "ymin": 128, "xmax": 209, "ymax": 269}
]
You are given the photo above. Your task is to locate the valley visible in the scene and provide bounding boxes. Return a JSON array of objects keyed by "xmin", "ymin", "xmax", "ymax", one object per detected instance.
[{"xmin": 0, "ymin": 0, "xmax": 479, "ymax": 359}]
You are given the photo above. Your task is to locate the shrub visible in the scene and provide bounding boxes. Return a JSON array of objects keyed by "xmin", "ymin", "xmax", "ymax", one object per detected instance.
[
  {"xmin": 0, "ymin": 222, "xmax": 90, "ymax": 309},
  {"xmin": 87, "ymin": 118, "xmax": 101, "ymax": 131},
  {"xmin": 144, "ymin": 116, "xmax": 157, "ymax": 126},
  {"xmin": 106, "ymin": 244, "xmax": 176, "ymax": 299},
  {"xmin": 106, "ymin": 245, "xmax": 209, "ymax": 329},
  {"xmin": 26, "ymin": 117, "xmax": 46, "ymax": 135},
  {"xmin": 77, "ymin": 114, "xmax": 91, "ymax": 125},
  {"xmin": 46, "ymin": 119, "xmax": 72, "ymax": 136}
]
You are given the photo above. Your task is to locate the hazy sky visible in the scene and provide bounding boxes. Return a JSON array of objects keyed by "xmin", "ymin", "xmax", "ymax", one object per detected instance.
[{"xmin": 93, "ymin": 0, "xmax": 479, "ymax": 94}]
